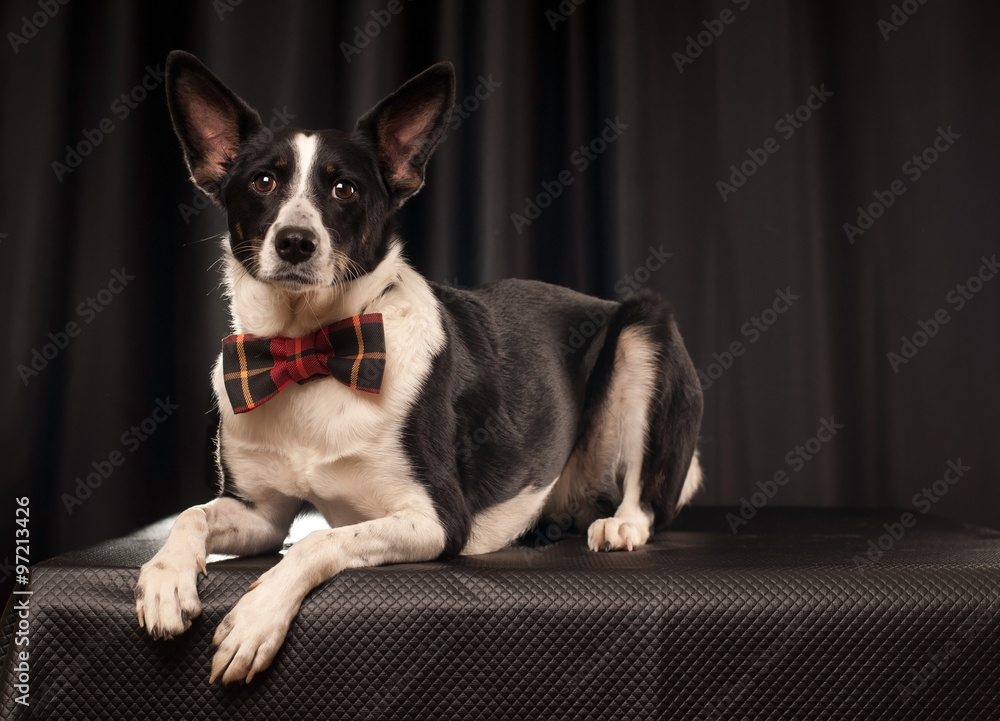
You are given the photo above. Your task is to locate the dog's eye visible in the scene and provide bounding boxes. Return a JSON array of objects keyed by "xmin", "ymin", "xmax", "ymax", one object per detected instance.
[
  {"xmin": 251, "ymin": 173, "xmax": 277, "ymax": 194},
  {"xmin": 333, "ymin": 182, "xmax": 356, "ymax": 200}
]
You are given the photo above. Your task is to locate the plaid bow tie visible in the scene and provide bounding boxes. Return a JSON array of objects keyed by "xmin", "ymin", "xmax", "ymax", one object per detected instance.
[{"xmin": 221, "ymin": 314, "xmax": 386, "ymax": 414}]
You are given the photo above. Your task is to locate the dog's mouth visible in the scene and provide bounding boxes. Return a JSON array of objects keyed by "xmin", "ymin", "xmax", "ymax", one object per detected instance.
[
  {"xmin": 268, "ymin": 271, "xmax": 321, "ymax": 289},
  {"xmin": 249, "ymin": 243, "xmax": 354, "ymax": 291},
  {"xmin": 263, "ymin": 265, "xmax": 350, "ymax": 292}
]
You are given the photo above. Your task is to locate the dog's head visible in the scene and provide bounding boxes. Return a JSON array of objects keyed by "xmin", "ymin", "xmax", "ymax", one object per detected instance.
[{"xmin": 165, "ymin": 51, "xmax": 454, "ymax": 290}]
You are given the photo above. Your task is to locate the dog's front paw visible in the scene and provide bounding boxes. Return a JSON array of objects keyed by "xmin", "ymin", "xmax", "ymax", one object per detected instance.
[
  {"xmin": 587, "ymin": 517, "xmax": 647, "ymax": 552},
  {"xmin": 209, "ymin": 581, "xmax": 299, "ymax": 685},
  {"xmin": 135, "ymin": 551, "xmax": 207, "ymax": 640}
]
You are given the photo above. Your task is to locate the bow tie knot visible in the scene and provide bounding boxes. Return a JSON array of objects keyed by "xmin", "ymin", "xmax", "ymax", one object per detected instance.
[
  {"xmin": 275, "ymin": 334, "xmax": 336, "ymax": 384},
  {"xmin": 221, "ymin": 314, "xmax": 386, "ymax": 414}
]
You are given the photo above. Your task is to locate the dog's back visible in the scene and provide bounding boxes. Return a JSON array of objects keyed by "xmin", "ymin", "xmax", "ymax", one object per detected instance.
[{"xmin": 410, "ymin": 278, "xmax": 703, "ymax": 555}]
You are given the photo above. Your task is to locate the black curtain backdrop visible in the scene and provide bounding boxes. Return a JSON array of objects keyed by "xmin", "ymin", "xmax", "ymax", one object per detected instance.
[{"xmin": 2, "ymin": 0, "xmax": 998, "ymax": 600}]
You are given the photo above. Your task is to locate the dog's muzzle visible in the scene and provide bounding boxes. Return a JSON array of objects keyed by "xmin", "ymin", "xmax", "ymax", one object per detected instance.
[{"xmin": 274, "ymin": 226, "xmax": 318, "ymax": 265}]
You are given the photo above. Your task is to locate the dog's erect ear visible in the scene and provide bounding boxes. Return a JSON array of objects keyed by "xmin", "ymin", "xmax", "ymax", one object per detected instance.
[
  {"xmin": 165, "ymin": 50, "xmax": 263, "ymax": 194},
  {"xmin": 356, "ymin": 62, "xmax": 455, "ymax": 204}
]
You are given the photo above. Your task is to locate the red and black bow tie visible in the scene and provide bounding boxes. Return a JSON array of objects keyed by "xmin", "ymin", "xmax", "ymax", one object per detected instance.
[{"xmin": 221, "ymin": 314, "xmax": 386, "ymax": 414}]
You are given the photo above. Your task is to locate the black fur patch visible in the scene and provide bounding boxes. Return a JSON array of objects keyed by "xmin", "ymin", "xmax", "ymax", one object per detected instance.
[
  {"xmin": 403, "ymin": 282, "xmax": 702, "ymax": 555},
  {"xmin": 403, "ymin": 279, "xmax": 618, "ymax": 556},
  {"xmin": 214, "ymin": 415, "xmax": 254, "ymax": 509}
]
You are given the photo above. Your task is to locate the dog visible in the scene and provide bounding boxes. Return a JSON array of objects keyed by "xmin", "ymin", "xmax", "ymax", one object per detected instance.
[{"xmin": 134, "ymin": 50, "xmax": 704, "ymax": 685}]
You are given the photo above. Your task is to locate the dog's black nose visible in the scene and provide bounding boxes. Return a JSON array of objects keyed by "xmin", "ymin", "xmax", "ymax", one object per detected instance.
[{"xmin": 274, "ymin": 227, "xmax": 318, "ymax": 265}]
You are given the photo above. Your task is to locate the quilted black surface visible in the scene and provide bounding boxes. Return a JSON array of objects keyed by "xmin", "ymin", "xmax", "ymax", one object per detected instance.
[{"xmin": 2, "ymin": 507, "xmax": 999, "ymax": 720}]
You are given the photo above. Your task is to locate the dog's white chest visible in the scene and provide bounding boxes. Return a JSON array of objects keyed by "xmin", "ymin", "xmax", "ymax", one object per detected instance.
[
  {"xmin": 216, "ymin": 362, "xmax": 375, "ymax": 483},
  {"xmin": 214, "ymin": 342, "xmax": 428, "ymax": 514},
  {"xmin": 211, "ymin": 252, "xmax": 447, "ymax": 519}
]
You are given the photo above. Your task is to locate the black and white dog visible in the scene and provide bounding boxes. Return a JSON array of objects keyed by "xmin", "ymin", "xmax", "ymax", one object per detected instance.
[{"xmin": 135, "ymin": 51, "xmax": 704, "ymax": 685}]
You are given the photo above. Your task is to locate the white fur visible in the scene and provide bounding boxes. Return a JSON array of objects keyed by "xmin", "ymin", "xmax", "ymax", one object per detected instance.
[
  {"xmin": 544, "ymin": 326, "xmax": 701, "ymax": 551},
  {"xmin": 135, "ymin": 497, "xmax": 301, "ymax": 628},
  {"xmin": 217, "ymin": 235, "xmax": 448, "ymax": 533},
  {"xmin": 677, "ymin": 451, "xmax": 703, "ymax": 508},
  {"xmin": 208, "ymin": 506, "xmax": 447, "ymax": 684},
  {"xmin": 586, "ymin": 327, "xmax": 659, "ymax": 552},
  {"xmin": 137, "ymin": 235, "xmax": 450, "ymax": 683},
  {"xmin": 206, "ymin": 241, "xmax": 450, "ymax": 683},
  {"xmin": 462, "ymin": 478, "xmax": 560, "ymax": 556},
  {"xmin": 257, "ymin": 133, "xmax": 337, "ymax": 285}
]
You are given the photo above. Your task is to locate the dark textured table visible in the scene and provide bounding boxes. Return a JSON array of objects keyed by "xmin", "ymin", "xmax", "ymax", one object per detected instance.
[{"xmin": 2, "ymin": 507, "xmax": 999, "ymax": 720}]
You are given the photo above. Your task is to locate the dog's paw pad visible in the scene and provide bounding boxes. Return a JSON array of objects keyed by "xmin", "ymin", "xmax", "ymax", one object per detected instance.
[
  {"xmin": 135, "ymin": 553, "xmax": 203, "ymax": 640},
  {"xmin": 587, "ymin": 518, "xmax": 645, "ymax": 552},
  {"xmin": 209, "ymin": 586, "xmax": 295, "ymax": 685}
]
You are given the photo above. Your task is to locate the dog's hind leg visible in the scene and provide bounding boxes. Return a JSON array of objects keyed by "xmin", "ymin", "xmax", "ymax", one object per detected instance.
[
  {"xmin": 585, "ymin": 325, "xmax": 661, "ymax": 551},
  {"xmin": 575, "ymin": 293, "xmax": 703, "ymax": 552}
]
